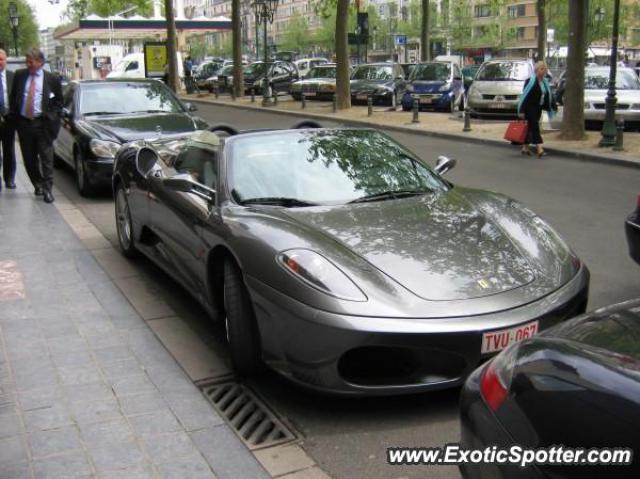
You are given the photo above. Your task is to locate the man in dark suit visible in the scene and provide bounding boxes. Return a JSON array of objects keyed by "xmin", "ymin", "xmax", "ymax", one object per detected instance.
[
  {"xmin": 9, "ymin": 48, "xmax": 62, "ymax": 203},
  {"xmin": 0, "ymin": 48, "xmax": 16, "ymax": 190}
]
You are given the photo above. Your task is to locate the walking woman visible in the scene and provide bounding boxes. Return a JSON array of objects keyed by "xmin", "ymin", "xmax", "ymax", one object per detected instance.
[{"xmin": 517, "ymin": 61, "xmax": 557, "ymax": 158}]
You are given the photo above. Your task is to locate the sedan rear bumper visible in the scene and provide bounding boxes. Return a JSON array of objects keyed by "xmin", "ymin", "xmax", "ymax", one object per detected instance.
[
  {"xmin": 625, "ymin": 211, "xmax": 640, "ymax": 265},
  {"xmin": 246, "ymin": 266, "xmax": 589, "ymax": 395}
]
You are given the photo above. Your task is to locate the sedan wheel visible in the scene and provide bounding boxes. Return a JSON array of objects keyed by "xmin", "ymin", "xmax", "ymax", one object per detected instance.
[
  {"xmin": 115, "ymin": 186, "xmax": 138, "ymax": 258},
  {"xmin": 74, "ymin": 152, "xmax": 92, "ymax": 196},
  {"xmin": 223, "ymin": 259, "xmax": 261, "ymax": 376}
]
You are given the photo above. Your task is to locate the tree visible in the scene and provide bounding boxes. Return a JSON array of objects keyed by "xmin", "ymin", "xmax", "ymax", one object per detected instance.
[
  {"xmin": 279, "ymin": 14, "xmax": 312, "ymax": 54},
  {"xmin": 0, "ymin": 0, "xmax": 38, "ymax": 55},
  {"xmin": 421, "ymin": 0, "xmax": 430, "ymax": 61},
  {"xmin": 537, "ymin": 0, "xmax": 546, "ymax": 61},
  {"xmin": 560, "ymin": 0, "xmax": 586, "ymax": 140},
  {"xmin": 64, "ymin": 0, "xmax": 152, "ymax": 21},
  {"xmin": 164, "ymin": 0, "xmax": 179, "ymax": 92},
  {"xmin": 232, "ymin": 0, "xmax": 243, "ymax": 98},
  {"xmin": 335, "ymin": 0, "xmax": 350, "ymax": 109}
]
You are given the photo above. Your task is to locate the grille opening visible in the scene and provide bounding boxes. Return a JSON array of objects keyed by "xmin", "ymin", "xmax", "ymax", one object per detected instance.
[
  {"xmin": 200, "ymin": 381, "xmax": 296, "ymax": 450},
  {"xmin": 338, "ymin": 346, "xmax": 467, "ymax": 387}
]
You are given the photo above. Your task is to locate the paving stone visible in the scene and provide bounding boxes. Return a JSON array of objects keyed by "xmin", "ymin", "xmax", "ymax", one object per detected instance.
[
  {"xmin": 85, "ymin": 331, "xmax": 125, "ymax": 350},
  {"xmin": 57, "ymin": 364, "xmax": 103, "ymax": 386},
  {"xmin": 87, "ymin": 438, "xmax": 146, "ymax": 474},
  {"xmin": 17, "ymin": 385, "xmax": 63, "ymax": 412},
  {"xmin": 145, "ymin": 365, "xmax": 195, "ymax": 395},
  {"xmin": 111, "ymin": 374, "xmax": 158, "ymax": 398},
  {"xmin": 155, "ymin": 454, "xmax": 217, "ymax": 479},
  {"xmin": 99, "ymin": 358, "xmax": 144, "ymax": 381},
  {"xmin": 39, "ymin": 320, "xmax": 79, "ymax": 339},
  {"xmin": 92, "ymin": 345, "xmax": 136, "ymax": 365},
  {"xmin": 254, "ymin": 444, "xmax": 316, "ymax": 478},
  {"xmin": 5, "ymin": 338, "xmax": 49, "ymax": 362},
  {"xmin": 119, "ymin": 391, "xmax": 168, "ymax": 417},
  {"xmin": 28, "ymin": 426, "xmax": 83, "ymax": 459},
  {"xmin": 76, "ymin": 321, "xmax": 116, "ymax": 339},
  {"xmin": 23, "ymin": 403, "xmax": 73, "ymax": 432},
  {"xmin": 0, "ymin": 435, "xmax": 29, "ymax": 466},
  {"xmin": 0, "ymin": 410, "xmax": 24, "ymax": 439},
  {"xmin": 12, "ymin": 365, "xmax": 58, "ymax": 392},
  {"xmin": 129, "ymin": 409, "xmax": 183, "ymax": 436},
  {"xmin": 50, "ymin": 349, "xmax": 95, "ymax": 368},
  {"xmin": 62, "ymin": 381, "xmax": 114, "ymax": 404},
  {"xmin": 47, "ymin": 334, "xmax": 89, "ymax": 355},
  {"xmin": 80, "ymin": 417, "xmax": 135, "ymax": 447},
  {"xmin": 191, "ymin": 426, "xmax": 270, "ymax": 479},
  {"xmin": 69, "ymin": 397, "xmax": 123, "ymax": 425},
  {"xmin": 33, "ymin": 451, "xmax": 93, "ymax": 479},
  {"xmin": 0, "ymin": 461, "xmax": 33, "ymax": 479},
  {"xmin": 90, "ymin": 281, "xmax": 139, "ymax": 319},
  {"xmin": 141, "ymin": 431, "xmax": 198, "ymax": 463},
  {"xmin": 163, "ymin": 391, "xmax": 224, "ymax": 432},
  {"xmin": 279, "ymin": 466, "xmax": 332, "ymax": 479},
  {"xmin": 97, "ymin": 462, "xmax": 157, "ymax": 479}
]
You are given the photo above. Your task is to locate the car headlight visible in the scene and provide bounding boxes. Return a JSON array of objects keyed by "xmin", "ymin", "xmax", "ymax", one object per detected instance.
[
  {"xmin": 375, "ymin": 87, "xmax": 391, "ymax": 95},
  {"xmin": 438, "ymin": 82, "xmax": 452, "ymax": 92},
  {"xmin": 469, "ymin": 87, "xmax": 482, "ymax": 100},
  {"xmin": 584, "ymin": 101, "xmax": 591, "ymax": 109},
  {"xmin": 89, "ymin": 139, "xmax": 120, "ymax": 159},
  {"xmin": 278, "ymin": 249, "xmax": 367, "ymax": 301},
  {"xmin": 319, "ymin": 84, "xmax": 335, "ymax": 92}
]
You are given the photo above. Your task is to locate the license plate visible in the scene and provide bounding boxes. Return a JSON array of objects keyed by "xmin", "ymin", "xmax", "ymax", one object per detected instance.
[
  {"xmin": 303, "ymin": 91, "xmax": 315, "ymax": 97},
  {"xmin": 492, "ymin": 102, "xmax": 507, "ymax": 109},
  {"xmin": 481, "ymin": 320, "xmax": 539, "ymax": 354},
  {"xmin": 419, "ymin": 97, "xmax": 432, "ymax": 104},
  {"xmin": 357, "ymin": 95, "xmax": 368, "ymax": 101}
]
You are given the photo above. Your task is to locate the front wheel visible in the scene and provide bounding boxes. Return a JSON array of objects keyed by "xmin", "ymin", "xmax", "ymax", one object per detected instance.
[
  {"xmin": 224, "ymin": 260, "xmax": 262, "ymax": 376},
  {"xmin": 115, "ymin": 185, "xmax": 138, "ymax": 258},
  {"xmin": 75, "ymin": 151, "xmax": 93, "ymax": 196}
]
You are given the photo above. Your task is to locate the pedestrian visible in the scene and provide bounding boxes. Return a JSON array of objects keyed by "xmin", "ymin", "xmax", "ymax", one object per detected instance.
[
  {"xmin": 9, "ymin": 48, "xmax": 63, "ymax": 203},
  {"xmin": 517, "ymin": 61, "xmax": 557, "ymax": 158},
  {"xmin": 0, "ymin": 49, "xmax": 16, "ymax": 190},
  {"xmin": 183, "ymin": 55, "xmax": 194, "ymax": 93}
]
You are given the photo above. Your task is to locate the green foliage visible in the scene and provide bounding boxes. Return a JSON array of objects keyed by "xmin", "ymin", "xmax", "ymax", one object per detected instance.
[
  {"xmin": 0, "ymin": 0, "xmax": 38, "ymax": 55},
  {"xmin": 209, "ymin": 33, "xmax": 232, "ymax": 58},
  {"xmin": 64, "ymin": 0, "xmax": 152, "ymax": 22},
  {"xmin": 279, "ymin": 14, "xmax": 313, "ymax": 53},
  {"xmin": 447, "ymin": 0, "xmax": 517, "ymax": 50}
]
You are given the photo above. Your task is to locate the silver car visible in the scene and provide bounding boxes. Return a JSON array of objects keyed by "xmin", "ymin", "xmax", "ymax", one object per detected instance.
[
  {"xmin": 583, "ymin": 67, "xmax": 640, "ymax": 125},
  {"xmin": 467, "ymin": 59, "xmax": 534, "ymax": 117}
]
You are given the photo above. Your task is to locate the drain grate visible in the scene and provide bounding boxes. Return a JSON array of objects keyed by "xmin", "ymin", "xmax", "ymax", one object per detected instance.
[{"xmin": 200, "ymin": 381, "xmax": 297, "ymax": 450}]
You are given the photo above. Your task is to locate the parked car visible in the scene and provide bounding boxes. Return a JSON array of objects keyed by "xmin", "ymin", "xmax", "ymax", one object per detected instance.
[
  {"xmin": 194, "ymin": 61, "xmax": 223, "ymax": 91},
  {"xmin": 289, "ymin": 64, "xmax": 336, "ymax": 100},
  {"xmin": 462, "ymin": 64, "xmax": 480, "ymax": 92},
  {"xmin": 467, "ymin": 59, "xmax": 534, "ymax": 117},
  {"xmin": 242, "ymin": 60, "xmax": 299, "ymax": 95},
  {"xmin": 54, "ymin": 79, "xmax": 208, "ymax": 196},
  {"xmin": 460, "ymin": 299, "xmax": 640, "ymax": 479},
  {"xmin": 553, "ymin": 69, "xmax": 567, "ymax": 104},
  {"xmin": 212, "ymin": 64, "xmax": 235, "ymax": 92},
  {"xmin": 294, "ymin": 57, "xmax": 329, "ymax": 78},
  {"xmin": 400, "ymin": 63, "xmax": 418, "ymax": 78},
  {"xmin": 583, "ymin": 67, "xmax": 640, "ymax": 128},
  {"xmin": 401, "ymin": 61, "xmax": 464, "ymax": 112},
  {"xmin": 350, "ymin": 63, "xmax": 407, "ymax": 107},
  {"xmin": 626, "ymin": 194, "xmax": 640, "ymax": 265},
  {"xmin": 113, "ymin": 123, "xmax": 589, "ymax": 395}
]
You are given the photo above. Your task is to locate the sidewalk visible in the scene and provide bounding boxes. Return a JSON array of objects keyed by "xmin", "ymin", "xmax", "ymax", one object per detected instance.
[
  {"xmin": 183, "ymin": 92, "xmax": 640, "ymax": 169},
  {"xmin": 0, "ymin": 169, "xmax": 270, "ymax": 478}
]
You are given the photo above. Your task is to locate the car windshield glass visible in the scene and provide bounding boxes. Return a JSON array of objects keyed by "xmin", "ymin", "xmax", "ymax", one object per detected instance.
[
  {"xmin": 244, "ymin": 63, "xmax": 269, "ymax": 76},
  {"xmin": 351, "ymin": 65, "xmax": 393, "ymax": 80},
  {"xmin": 476, "ymin": 62, "xmax": 530, "ymax": 81},
  {"xmin": 228, "ymin": 130, "xmax": 448, "ymax": 205},
  {"xmin": 308, "ymin": 66, "xmax": 336, "ymax": 79},
  {"xmin": 218, "ymin": 65, "xmax": 234, "ymax": 76},
  {"xmin": 410, "ymin": 63, "xmax": 451, "ymax": 81},
  {"xmin": 80, "ymin": 82, "xmax": 183, "ymax": 115},
  {"xmin": 585, "ymin": 70, "xmax": 640, "ymax": 90}
]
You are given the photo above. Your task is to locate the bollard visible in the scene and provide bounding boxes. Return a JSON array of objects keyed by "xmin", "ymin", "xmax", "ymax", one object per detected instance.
[
  {"xmin": 231, "ymin": 88, "xmax": 236, "ymax": 101},
  {"xmin": 273, "ymin": 90, "xmax": 278, "ymax": 105},
  {"xmin": 463, "ymin": 105, "xmax": 472, "ymax": 132},
  {"xmin": 412, "ymin": 98, "xmax": 420, "ymax": 123},
  {"xmin": 367, "ymin": 96, "xmax": 373, "ymax": 117},
  {"xmin": 332, "ymin": 94, "xmax": 337, "ymax": 113},
  {"xmin": 250, "ymin": 88, "xmax": 255, "ymax": 103},
  {"xmin": 301, "ymin": 93, "xmax": 306, "ymax": 109},
  {"xmin": 214, "ymin": 87, "xmax": 219, "ymax": 99},
  {"xmin": 613, "ymin": 119, "xmax": 625, "ymax": 151}
]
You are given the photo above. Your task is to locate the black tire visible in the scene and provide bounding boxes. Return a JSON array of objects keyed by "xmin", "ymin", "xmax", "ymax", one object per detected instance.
[
  {"xmin": 224, "ymin": 259, "xmax": 261, "ymax": 376},
  {"xmin": 74, "ymin": 151, "xmax": 92, "ymax": 196},
  {"xmin": 114, "ymin": 184, "xmax": 138, "ymax": 258},
  {"xmin": 208, "ymin": 124, "xmax": 239, "ymax": 136},
  {"xmin": 291, "ymin": 120, "xmax": 322, "ymax": 129}
]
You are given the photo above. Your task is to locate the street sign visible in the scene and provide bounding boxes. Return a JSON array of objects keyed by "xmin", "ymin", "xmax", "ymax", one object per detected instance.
[
  {"xmin": 143, "ymin": 42, "xmax": 167, "ymax": 78},
  {"xmin": 394, "ymin": 35, "xmax": 407, "ymax": 46}
]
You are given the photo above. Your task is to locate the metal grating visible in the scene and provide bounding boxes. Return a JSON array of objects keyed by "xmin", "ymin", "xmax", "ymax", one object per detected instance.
[{"xmin": 200, "ymin": 381, "xmax": 297, "ymax": 450}]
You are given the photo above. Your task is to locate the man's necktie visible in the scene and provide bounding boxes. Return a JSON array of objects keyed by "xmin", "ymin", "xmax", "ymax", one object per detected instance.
[
  {"xmin": 25, "ymin": 75, "xmax": 36, "ymax": 119},
  {"xmin": 0, "ymin": 74, "xmax": 5, "ymax": 115}
]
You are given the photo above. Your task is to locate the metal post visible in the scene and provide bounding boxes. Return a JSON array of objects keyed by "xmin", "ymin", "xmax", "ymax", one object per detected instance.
[
  {"xmin": 600, "ymin": 0, "xmax": 621, "ymax": 147},
  {"xmin": 412, "ymin": 98, "xmax": 419, "ymax": 123},
  {"xmin": 613, "ymin": 119, "xmax": 624, "ymax": 151},
  {"xmin": 301, "ymin": 93, "xmax": 306, "ymax": 109},
  {"xmin": 332, "ymin": 93, "xmax": 337, "ymax": 113},
  {"xmin": 463, "ymin": 105, "xmax": 472, "ymax": 132},
  {"xmin": 251, "ymin": 88, "xmax": 255, "ymax": 102},
  {"xmin": 215, "ymin": 87, "xmax": 219, "ymax": 99},
  {"xmin": 231, "ymin": 87, "xmax": 236, "ymax": 101},
  {"xmin": 273, "ymin": 90, "xmax": 278, "ymax": 105},
  {"xmin": 367, "ymin": 96, "xmax": 373, "ymax": 116},
  {"xmin": 261, "ymin": 7, "xmax": 271, "ymax": 106}
]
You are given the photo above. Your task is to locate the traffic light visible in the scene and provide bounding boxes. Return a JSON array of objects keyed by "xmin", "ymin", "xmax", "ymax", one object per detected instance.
[{"xmin": 357, "ymin": 12, "xmax": 369, "ymax": 40}]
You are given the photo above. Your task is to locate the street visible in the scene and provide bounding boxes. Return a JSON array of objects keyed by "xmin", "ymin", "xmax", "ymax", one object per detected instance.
[{"xmin": 52, "ymin": 104, "xmax": 640, "ymax": 479}]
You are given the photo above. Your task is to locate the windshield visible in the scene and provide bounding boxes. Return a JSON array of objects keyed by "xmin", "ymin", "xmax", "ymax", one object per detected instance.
[
  {"xmin": 476, "ymin": 62, "xmax": 531, "ymax": 81},
  {"xmin": 218, "ymin": 65, "xmax": 234, "ymax": 76},
  {"xmin": 351, "ymin": 65, "xmax": 393, "ymax": 80},
  {"xmin": 79, "ymin": 82, "xmax": 184, "ymax": 115},
  {"xmin": 585, "ymin": 70, "xmax": 640, "ymax": 90},
  {"xmin": 307, "ymin": 66, "xmax": 336, "ymax": 79},
  {"xmin": 244, "ymin": 63, "xmax": 269, "ymax": 77},
  {"xmin": 409, "ymin": 63, "xmax": 451, "ymax": 81},
  {"xmin": 228, "ymin": 130, "xmax": 448, "ymax": 205}
]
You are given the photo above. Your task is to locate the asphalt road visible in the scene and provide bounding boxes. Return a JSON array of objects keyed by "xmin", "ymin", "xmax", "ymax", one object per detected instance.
[{"xmin": 53, "ymin": 104, "xmax": 640, "ymax": 479}]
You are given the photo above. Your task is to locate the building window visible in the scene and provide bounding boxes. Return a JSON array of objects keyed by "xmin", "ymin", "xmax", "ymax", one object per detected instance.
[
  {"xmin": 508, "ymin": 4, "xmax": 526, "ymax": 18},
  {"xmin": 516, "ymin": 27, "xmax": 526, "ymax": 40},
  {"xmin": 474, "ymin": 5, "xmax": 491, "ymax": 17}
]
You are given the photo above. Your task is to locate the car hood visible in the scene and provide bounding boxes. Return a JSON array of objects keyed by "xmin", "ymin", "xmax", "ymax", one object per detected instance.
[
  {"xmin": 409, "ymin": 81, "xmax": 449, "ymax": 93},
  {"xmin": 81, "ymin": 112, "xmax": 200, "ymax": 143},
  {"xmin": 584, "ymin": 89, "xmax": 640, "ymax": 103},
  {"xmin": 470, "ymin": 80, "xmax": 524, "ymax": 95},
  {"xmin": 282, "ymin": 190, "xmax": 549, "ymax": 301},
  {"xmin": 351, "ymin": 79, "xmax": 394, "ymax": 91}
]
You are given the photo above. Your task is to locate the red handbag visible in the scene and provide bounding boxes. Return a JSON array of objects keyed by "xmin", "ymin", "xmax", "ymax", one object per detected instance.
[{"xmin": 504, "ymin": 121, "xmax": 528, "ymax": 144}]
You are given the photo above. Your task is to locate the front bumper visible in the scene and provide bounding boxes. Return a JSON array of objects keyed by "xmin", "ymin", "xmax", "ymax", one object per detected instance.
[
  {"xmin": 85, "ymin": 157, "xmax": 114, "ymax": 186},
  {"xmin": 351, "ymin": 90, "xmax": 393, "ymax": 104},
  {"xmin": 467, "ymin": 98, "xmax": 519, "ymax": 116},
  {"xmin": 401, "ymin": 92, "xmax": 450, "ymax": 110},
  {"xmin": 583, "ymin": 107, "xmax": 640, "ymax": 123},
  {"xmin": 625, "ymin": 211, "xmax": 640, "ymax": 265},
  {"xmin": 246, "ymin": 266, "xmax": 589, "ymax": 395}
]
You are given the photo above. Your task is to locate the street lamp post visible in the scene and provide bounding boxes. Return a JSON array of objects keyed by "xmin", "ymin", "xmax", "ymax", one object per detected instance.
[
  {"xmin": 600, "ymin": 0, "xmax": 620, "ymax": 147},
  {"xmin": 252, "ymin": 0, "xmax": 278, "ymax": 106},
  {"xmin": 8, "ymin": 2, "xmax": 19, "ymax": 57}
]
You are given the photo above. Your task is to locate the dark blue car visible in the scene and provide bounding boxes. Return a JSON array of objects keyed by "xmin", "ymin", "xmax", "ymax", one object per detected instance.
[{"xmin": 401, "ymin": 62, "xmax": 464, "ymax": 112}]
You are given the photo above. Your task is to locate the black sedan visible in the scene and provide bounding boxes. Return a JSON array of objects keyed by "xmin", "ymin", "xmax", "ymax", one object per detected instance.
[
  {"xmin": 242, "ymin": 61, "xmax": 299, "ymax": 95},
  {"xmin": 54, "ymin": 79, "xmax": 209, "ymax": 195},
  {"xmin": 350, "ymin": 63, "xmax": 407, "ymax": 107},
  {"xmin": 626, "ymin": 194, "xmax": 640, "ymax": 265},
  {"xmin": 460, "ymin": 299, "xmax": 640, "ymax": 479}
]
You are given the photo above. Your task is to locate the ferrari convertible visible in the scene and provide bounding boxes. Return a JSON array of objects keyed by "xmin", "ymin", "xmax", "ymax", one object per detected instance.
[{"xmin": 112, "ymin": 123, "xmax": 589, "ymax": 395}]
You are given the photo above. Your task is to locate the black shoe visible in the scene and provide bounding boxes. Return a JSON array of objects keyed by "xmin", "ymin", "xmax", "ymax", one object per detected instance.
[
  {"xmin": 5, "ymin": 182, "xmax": 16, "ymax": 189},
  {"xmin": 43, "ymin": 191, "xmax": 55, "ymax": 203},
  {"xmin": 34, "ymin": 187, "xmax": 43, "ymax": 196}
]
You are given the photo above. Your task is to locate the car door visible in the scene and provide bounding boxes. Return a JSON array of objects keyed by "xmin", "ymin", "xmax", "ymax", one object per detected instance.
[
  {"xmin": 55, "ymin": 84, "xmax": 76, "ymax": 166},
  {"xmin": 394, "ymin": 65, "xmax": 406, "ymax": 94},
  {"xmin": 147, "ymin": 143, "xmax": 217, "ymax": 300}
]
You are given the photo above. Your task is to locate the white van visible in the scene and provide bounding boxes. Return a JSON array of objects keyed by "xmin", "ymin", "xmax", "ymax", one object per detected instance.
[{"xmin": 108, "ymin": 52, "xmax": 184, "ymax": 79}]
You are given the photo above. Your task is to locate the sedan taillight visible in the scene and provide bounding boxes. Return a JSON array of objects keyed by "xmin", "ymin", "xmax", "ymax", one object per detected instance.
[
  {"xmin": 636, "ymin": 193, "xmax": 640, "ymax": 210},
  {"xmin": 480, "ymin": 344, "xmax": 519, "ymax": 412}
]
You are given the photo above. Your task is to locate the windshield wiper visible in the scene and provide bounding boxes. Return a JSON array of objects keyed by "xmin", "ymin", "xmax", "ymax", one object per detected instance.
[
  {"xmin": 348, "ymin": 190, "xmax": 429, "ymax": 204},
  {"xmin": 84, "ymin": 111, "xmax": 122, "ymax": 116},
  {"xmin": 132, "ymin": 110, "xmax": 171, "ymax": 114},
  {"xmin": 240, "ymin": 197, "xmax": 319, "ymax": 207}
]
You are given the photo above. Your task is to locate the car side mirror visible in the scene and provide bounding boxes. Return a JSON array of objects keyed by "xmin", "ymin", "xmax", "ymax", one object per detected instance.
[
  {"xmin": 135, "ymin": 147, "xmax": 159, "ymax": 178},
  {"xmin": 464, "ymin": 77, "xmax": 473, "ymax": 87},
  {"xmin": 184, "ymin": 102, "xmax": 198, "ymax": 112},
  {"xmin": 61, "ymin": 107, "xmax": 71, "ymax": 119},
  {"xmin": 163, "ymin": 177, "xmax": 216, "ymax": 202},
  {"xmin": 434, "ymin": 155, "xmax": 456, "ymax": 176}
]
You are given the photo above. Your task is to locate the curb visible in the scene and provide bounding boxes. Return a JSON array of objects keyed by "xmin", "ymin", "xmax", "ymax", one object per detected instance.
[{"xmin": 184, "ymin": 95, "xmax": 640, "ymax": 171}]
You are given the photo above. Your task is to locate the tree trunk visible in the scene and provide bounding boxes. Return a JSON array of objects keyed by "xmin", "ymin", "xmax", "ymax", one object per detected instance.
[
  {"xmin": 335, "ymin": 0, "xmax": 351, "ymax": 109},
  {"xmin": 231, "ymin": 0, "xmax": 243, "ymax": 97},
  {"xmin": 164, "ymin": 0, "xmax": 179, "ymax": 92},
  {"xmin": 421, "ymin": 0, "xmax": 430, "ymax": 61},
  {"xmin": 560, "ymin": 0, "xmax": 586, "ymax": 140},
  {"xmin": 537, "ymin": 0, "xmax": 546, "ymax": 61}
]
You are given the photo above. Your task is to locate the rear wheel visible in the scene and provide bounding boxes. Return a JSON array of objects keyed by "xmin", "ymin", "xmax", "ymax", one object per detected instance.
[
  {"xmin": 224, "ymin": 259, "xmax": 261, "ymax": 376},
  {"xmin": 74, "ymin": 151, "xmax": 92, "ymax": 196},
  {"xmin": 115, "ymin": 185, "xmax": 138, "ymax": 258}
]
